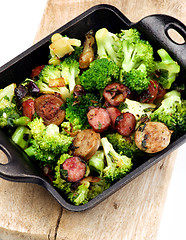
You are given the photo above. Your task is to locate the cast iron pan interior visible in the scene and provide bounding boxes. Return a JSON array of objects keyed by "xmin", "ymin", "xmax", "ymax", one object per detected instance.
[{"xmin": 0, "ymin": 4, "xmax": 186, "ymax": 211}]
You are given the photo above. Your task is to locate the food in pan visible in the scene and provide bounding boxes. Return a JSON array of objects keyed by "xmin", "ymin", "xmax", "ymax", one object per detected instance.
[{"xmin": 0, "ymin": 27, "xmax": 185, "ymax": 205}]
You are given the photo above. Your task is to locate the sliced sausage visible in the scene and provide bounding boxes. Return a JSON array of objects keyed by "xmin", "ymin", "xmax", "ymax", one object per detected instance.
[
  {"xmin": 72, "ymin": 129, "xmax": 101, "ymax": 160},
  {"xmin": 134, "ymin": 121, "xmax": 172, "ymax": 153},
  {"xmin": 61, "ymin": 156, "xmax": 86, "ymax": 182},
  {"xmin": 22, "ymin": 99, "xmax": 35, "ymax": 120},
  {"xmin": 103, "ymin": 83, "xmax": 130, "ymax": 106},
  {"xmin": 115, "ymin": 112, "xmax": 136, "ymax": 137},
  {"xmin": 87, "ymin": 107, "xmax": 111, "ymax": 132},
  {"xmin": 34, "ymin": 94, "xmax": 65, "ymax": 125},
  {"xmin": 30, "ymin": 65, "xmax": 45, "ymax": 79},
  {"xmin": 106, "ymin": 106, "xmax": 121, "ymax": 130}
]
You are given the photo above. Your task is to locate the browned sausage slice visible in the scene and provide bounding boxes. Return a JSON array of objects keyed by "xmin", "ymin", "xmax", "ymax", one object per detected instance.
[
  {"xmin": 72, "ymin": 129, "xmax": 101, "ymax": 160},
  {"xmin": 34, "ymin": 94, "xmax": 65, "ymax": 125},
  {"xmin": 61, "ymin": 157, "xmax": 86, "ymax": 182},
  {"xmin": 106, "ymin": 106, "xmax": 121, "ymax": 130},
  {"xmin": 115, "ymin": 112, "xmax": 136, "ymax": 137},
  {"xmin": 87, "ymin": 107, "xmax": 111, "ymax": 132},
  {"xmin": 134, "ymin": 121, "xmax": 172, "ymax": 153},
  {"xmin": 103, "ymin": 83, "xmax": 130, "ymax": 106}
]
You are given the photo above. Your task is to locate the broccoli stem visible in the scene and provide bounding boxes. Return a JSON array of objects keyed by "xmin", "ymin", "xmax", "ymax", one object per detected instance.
[
  {"xmin": 24, "ymin": 145, "xmax": 36, "ymax": 157},
  {"xmin": 14, "ymin": 116, "xmax": 31, "ymax": 126},
  {"xmin": 11, "ymin": 126, "xmax": 31, "ymax": 149}
]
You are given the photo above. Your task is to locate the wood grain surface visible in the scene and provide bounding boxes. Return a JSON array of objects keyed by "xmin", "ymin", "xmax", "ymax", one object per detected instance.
[{"xmin": 0, "ymin": 0, "xmax": 185, "ymax": 239}]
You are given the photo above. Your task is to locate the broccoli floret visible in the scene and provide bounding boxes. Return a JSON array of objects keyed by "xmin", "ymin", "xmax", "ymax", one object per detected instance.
[
  {"xmin": 121, "ymin": 64, "xmax": 151, "ymax": 93},
  {"xmin": 80, "ymin": 58, "xmax": 120, "ymax": 91},
  {"xmin": 27, "ymin": 118, "xmax": 73, "ymax": 161},
  {"xmin": 65, "ymin": 93, "xmax": 99, "ymax": 129},
  {"xmin": 150, "ymin": 90, "xmax": 186, "ymax": 138},
  {"xmin": 25, "ymin": 139, "xmax": 58, "ymax": 166},
  {"xmin": 88, "ymin": 178, "xmax": 111, "ymax": 200},
  {"xmin": 68, "ymin": 180, "xmax": 90, "ymax": 206},
  {"xmin": 101, "ymin": 137, "xmax": 133, "ymax": 183},
  {"xmin": 120, "ymin": 98, "xmax": 156, "ymax": 121},
  {"xmin": 118, "ymin": 28, "xmax": 141, "ymax": 42},
  {"xmin": 95, "ymin": 28, "xmax": 121, "ymax": 65},
  {"xmin": 119, "ymin": 30, "xmax": 155, "ymax": 92},
  {"xmin": 106, "ymin": 133, "xmax": 145, "ymax": 161},
  {"xmin": 154, "ymin": 49, "xmax": 180, "ymax": 89},
  {"xmin": 36, "ymin": 65, "xmax": 71, "ymax": 101},
  {"xmin": 60, "ymin": 58, "xmax": 80, "ymax": 93},
  {"xmin": 0, "ymin": 83, "xmax": 30, "ymax": 128},
  {"xmin": 88, "ymin": 150, "xmax": 105, "ymax": 176}
]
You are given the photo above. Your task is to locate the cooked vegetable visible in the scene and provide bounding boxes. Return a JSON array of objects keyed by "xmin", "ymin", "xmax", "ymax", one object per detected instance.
[
  {"xmin": 150, "ymin": 90, "xmax": 186, "ymax": 139},
  {"xmin": 154, "ymin": 48, "xmax": 180, "ymax": 89},
  {"xmin": 80, "ymin": 58, "xmax": 120, "ymax": 91},
  {"xmin": 0, "ymin": 83, "xmax": 30, "ymax": 128},
  {"xmin": 65, "ymin": 92, "xmax": 99, "ymax": 129},
  {"xmin": 101, "ymin": 137, "xmax": 133, "ymax": 183},
  {"xmin": 36, "ymin": 65, "xmax": 71, "ymax": 101},
  {"xmin": 79, "ymin": 30, "xmax": 95, "ymax": 69},
  {"xmin": 60, "ymin": 57, "xmax": 80, "ymax": 93},
  {"xmin": 12, "ymin": 126, "xmax": 31, "ymax": 149},
  {"xmin": 49, "ymin": 33, "xmax": 81, "ymax": 59}
]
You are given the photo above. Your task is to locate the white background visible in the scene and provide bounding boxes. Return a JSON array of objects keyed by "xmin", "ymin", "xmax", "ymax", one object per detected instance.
[{"xmin": 0, "ymin": 1, "xmax": 186, "ymax": 239}]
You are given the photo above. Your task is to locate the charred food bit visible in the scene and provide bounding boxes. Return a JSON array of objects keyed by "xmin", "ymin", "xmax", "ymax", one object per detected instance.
[
  {"xmin": 103, "ymin": 83, "xmax": 130, "ymax": 106},
  {"xmin": 134, "ymin": 121, "xmax": 172, "ymax": 153}
]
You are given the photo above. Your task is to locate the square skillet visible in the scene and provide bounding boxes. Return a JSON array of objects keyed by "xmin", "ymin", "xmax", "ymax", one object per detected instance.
[{"xmin": 0, "ymin": 4, "xmax": 186, "ymax": 211}]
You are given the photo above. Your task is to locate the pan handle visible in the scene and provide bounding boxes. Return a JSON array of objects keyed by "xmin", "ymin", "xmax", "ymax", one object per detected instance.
[
  {"xmin": 0, "ymin": 130, "xmax": 41, "ymax": 182},
  {"xmin": 135, "ymin": 14, "xmax": 186, "ymax": 69}
]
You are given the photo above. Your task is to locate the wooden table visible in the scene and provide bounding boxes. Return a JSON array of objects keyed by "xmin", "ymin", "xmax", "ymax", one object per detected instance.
[{"xmin": 0, "ymin": 0, "xmax": 185, "ymax": 239}]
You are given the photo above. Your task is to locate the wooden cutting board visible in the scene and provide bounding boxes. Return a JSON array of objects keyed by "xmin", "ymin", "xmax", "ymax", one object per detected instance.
[{"xmin": 0, "ymin": 0, "xmax": 185, "ymax": 239}]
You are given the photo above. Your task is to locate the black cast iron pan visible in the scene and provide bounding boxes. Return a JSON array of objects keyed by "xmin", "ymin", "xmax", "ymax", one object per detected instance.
[{"xmin": 0, "ymin": 4, "xmax": 186, "ymax": 211}]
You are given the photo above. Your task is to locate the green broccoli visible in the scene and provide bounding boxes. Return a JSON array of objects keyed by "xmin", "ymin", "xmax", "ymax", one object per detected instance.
[
  {"xmin": 27, "ymin": 118, "xmax": 73, "ymax": 154},
  {"xmin": 0, "ymin": 83, "xmax": 30, "ymax": 128},
  {"xmin": 25, "ymin": 139, "xmax": 59, "ymax": 166},
  {"xmin": 65, "ymin": 93, "xmax": 99, "ymax": 129},
  {"xmin": 36, "ymin": 65, "xmax": 71, "ymax": 101},
  {"xmin": 95, "ymin": 28, "xmax": 121, "ymax": 66},
  {"xmin": 79, "ymin": 58, "xmax": 120, "ymax": 91},
  {"xmin": 101, "ymin": 137, "xmax": 133, "ymax": 183},
  {"xmin": 119, "ymin": 29, "xmax": 155, "ymax": 93},
  {"xmin": 154, "ymin": 48, "xmax": 180, "ymax": 89},
  {"xmin": 150, "ymin": 90, "xmax": 186, "ymax": 139},
  {"xmin": 68, "ymin": 179, "xmax": 90, "ymax": 206},
  {"xmin": 24, "ymin": 118, "xmax": 73, "ymax": 165},
  {"xmin": 106, "ymin": 133, "xmax": 145, "ymax": 161},
  {"xmin": 60, "ymin": 57, "xmax": 80, "ymax": 93},
  {"xmin": 88, "ymin": 150, "xmax": 105, "ymax": 176},
  {"xmin": 118, "ymin": 28, "xmax": 141, "ymax": 42},
  {"xmin": 88, "ymin": 178, "xmax": 111, "ymax": 200}
]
